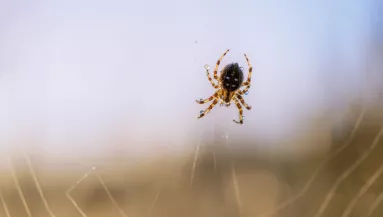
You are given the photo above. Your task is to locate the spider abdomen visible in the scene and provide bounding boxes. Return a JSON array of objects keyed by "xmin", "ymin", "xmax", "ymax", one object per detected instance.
[{"xmin": 220, "ymin": 63, "xmax": 244, "ymax": 92}]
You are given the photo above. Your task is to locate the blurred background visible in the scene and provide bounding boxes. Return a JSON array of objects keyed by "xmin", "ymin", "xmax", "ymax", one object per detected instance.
[{"xmin": 1, "ymin": 0, "xmax": 383, "ymax": 216}]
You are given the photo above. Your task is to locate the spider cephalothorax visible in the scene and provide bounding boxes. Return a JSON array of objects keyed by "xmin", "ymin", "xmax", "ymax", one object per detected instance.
[{"xmin": 196, "ymin": 49, "xmax": 253, "ymax": 124}]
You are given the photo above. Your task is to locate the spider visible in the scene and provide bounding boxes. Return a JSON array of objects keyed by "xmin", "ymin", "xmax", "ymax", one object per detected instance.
[{"xmin": 196, "ymin": 49, "xmax": 253, "ymax": 124}]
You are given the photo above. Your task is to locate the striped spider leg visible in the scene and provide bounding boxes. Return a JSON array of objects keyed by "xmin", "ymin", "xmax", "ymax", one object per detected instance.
[{"xmin": 196, "ymin": 90, "xmax": 221, "ymax": 119}]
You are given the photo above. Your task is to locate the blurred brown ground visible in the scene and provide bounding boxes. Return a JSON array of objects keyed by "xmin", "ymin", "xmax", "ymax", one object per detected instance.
[{"xmin": 1, "ymin": 100, "xmax": 383, "ymax": 217}]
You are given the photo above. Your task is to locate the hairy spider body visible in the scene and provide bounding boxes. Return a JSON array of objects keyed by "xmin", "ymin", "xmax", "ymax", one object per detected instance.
[
  {"xmin": 220, "ymin": 63, "xmax": 244, "ymax": 103},
  {"xmin": 196, "ymin": 49, "xmax": 253, "ymax": 124}
]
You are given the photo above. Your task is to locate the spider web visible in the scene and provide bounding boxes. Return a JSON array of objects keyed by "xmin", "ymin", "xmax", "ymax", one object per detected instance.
[{"xmin": 1, "ymin": 105, "xmax": 383, "ymax": 217}]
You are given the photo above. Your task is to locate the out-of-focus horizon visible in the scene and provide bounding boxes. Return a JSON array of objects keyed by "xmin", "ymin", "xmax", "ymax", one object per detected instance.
[{"xmin": 1, "ymin": 0, "xmax": 383, "ymax": 216}]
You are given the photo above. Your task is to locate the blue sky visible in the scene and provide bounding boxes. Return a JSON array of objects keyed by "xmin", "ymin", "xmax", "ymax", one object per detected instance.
[{"xmin": 0, "ymin": 0, "xmax": 380, "ymax": 159}]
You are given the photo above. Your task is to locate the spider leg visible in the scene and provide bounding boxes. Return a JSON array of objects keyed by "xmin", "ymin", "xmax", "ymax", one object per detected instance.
[
  {"xmin": 242, "ymin": 54, "xmax": 253, "ymax": 86},
  {"xmin": 213, "ymin": 49, "xmax": 230, "ymax": 81},
  {"xmin": 197, "ymin": 98, "xmax": 219, "ymax": 119},
  {"xmin": 233, "ymin": 98, "xmax": 244, "ymax": 124},
  {"xmin": 196, "ymin": 91, "xmax": 220, "ymax": 104},
  {"xmin": 236, "ymin": 94, "xmax": 252, "ymax": 110},
  {"xmin": 238, "ymin": 85, "xmax": 251, "ymax": 95},
  {"xmin": 205, "ymin": 65, "xmax": 220, "ymax": 89}
]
